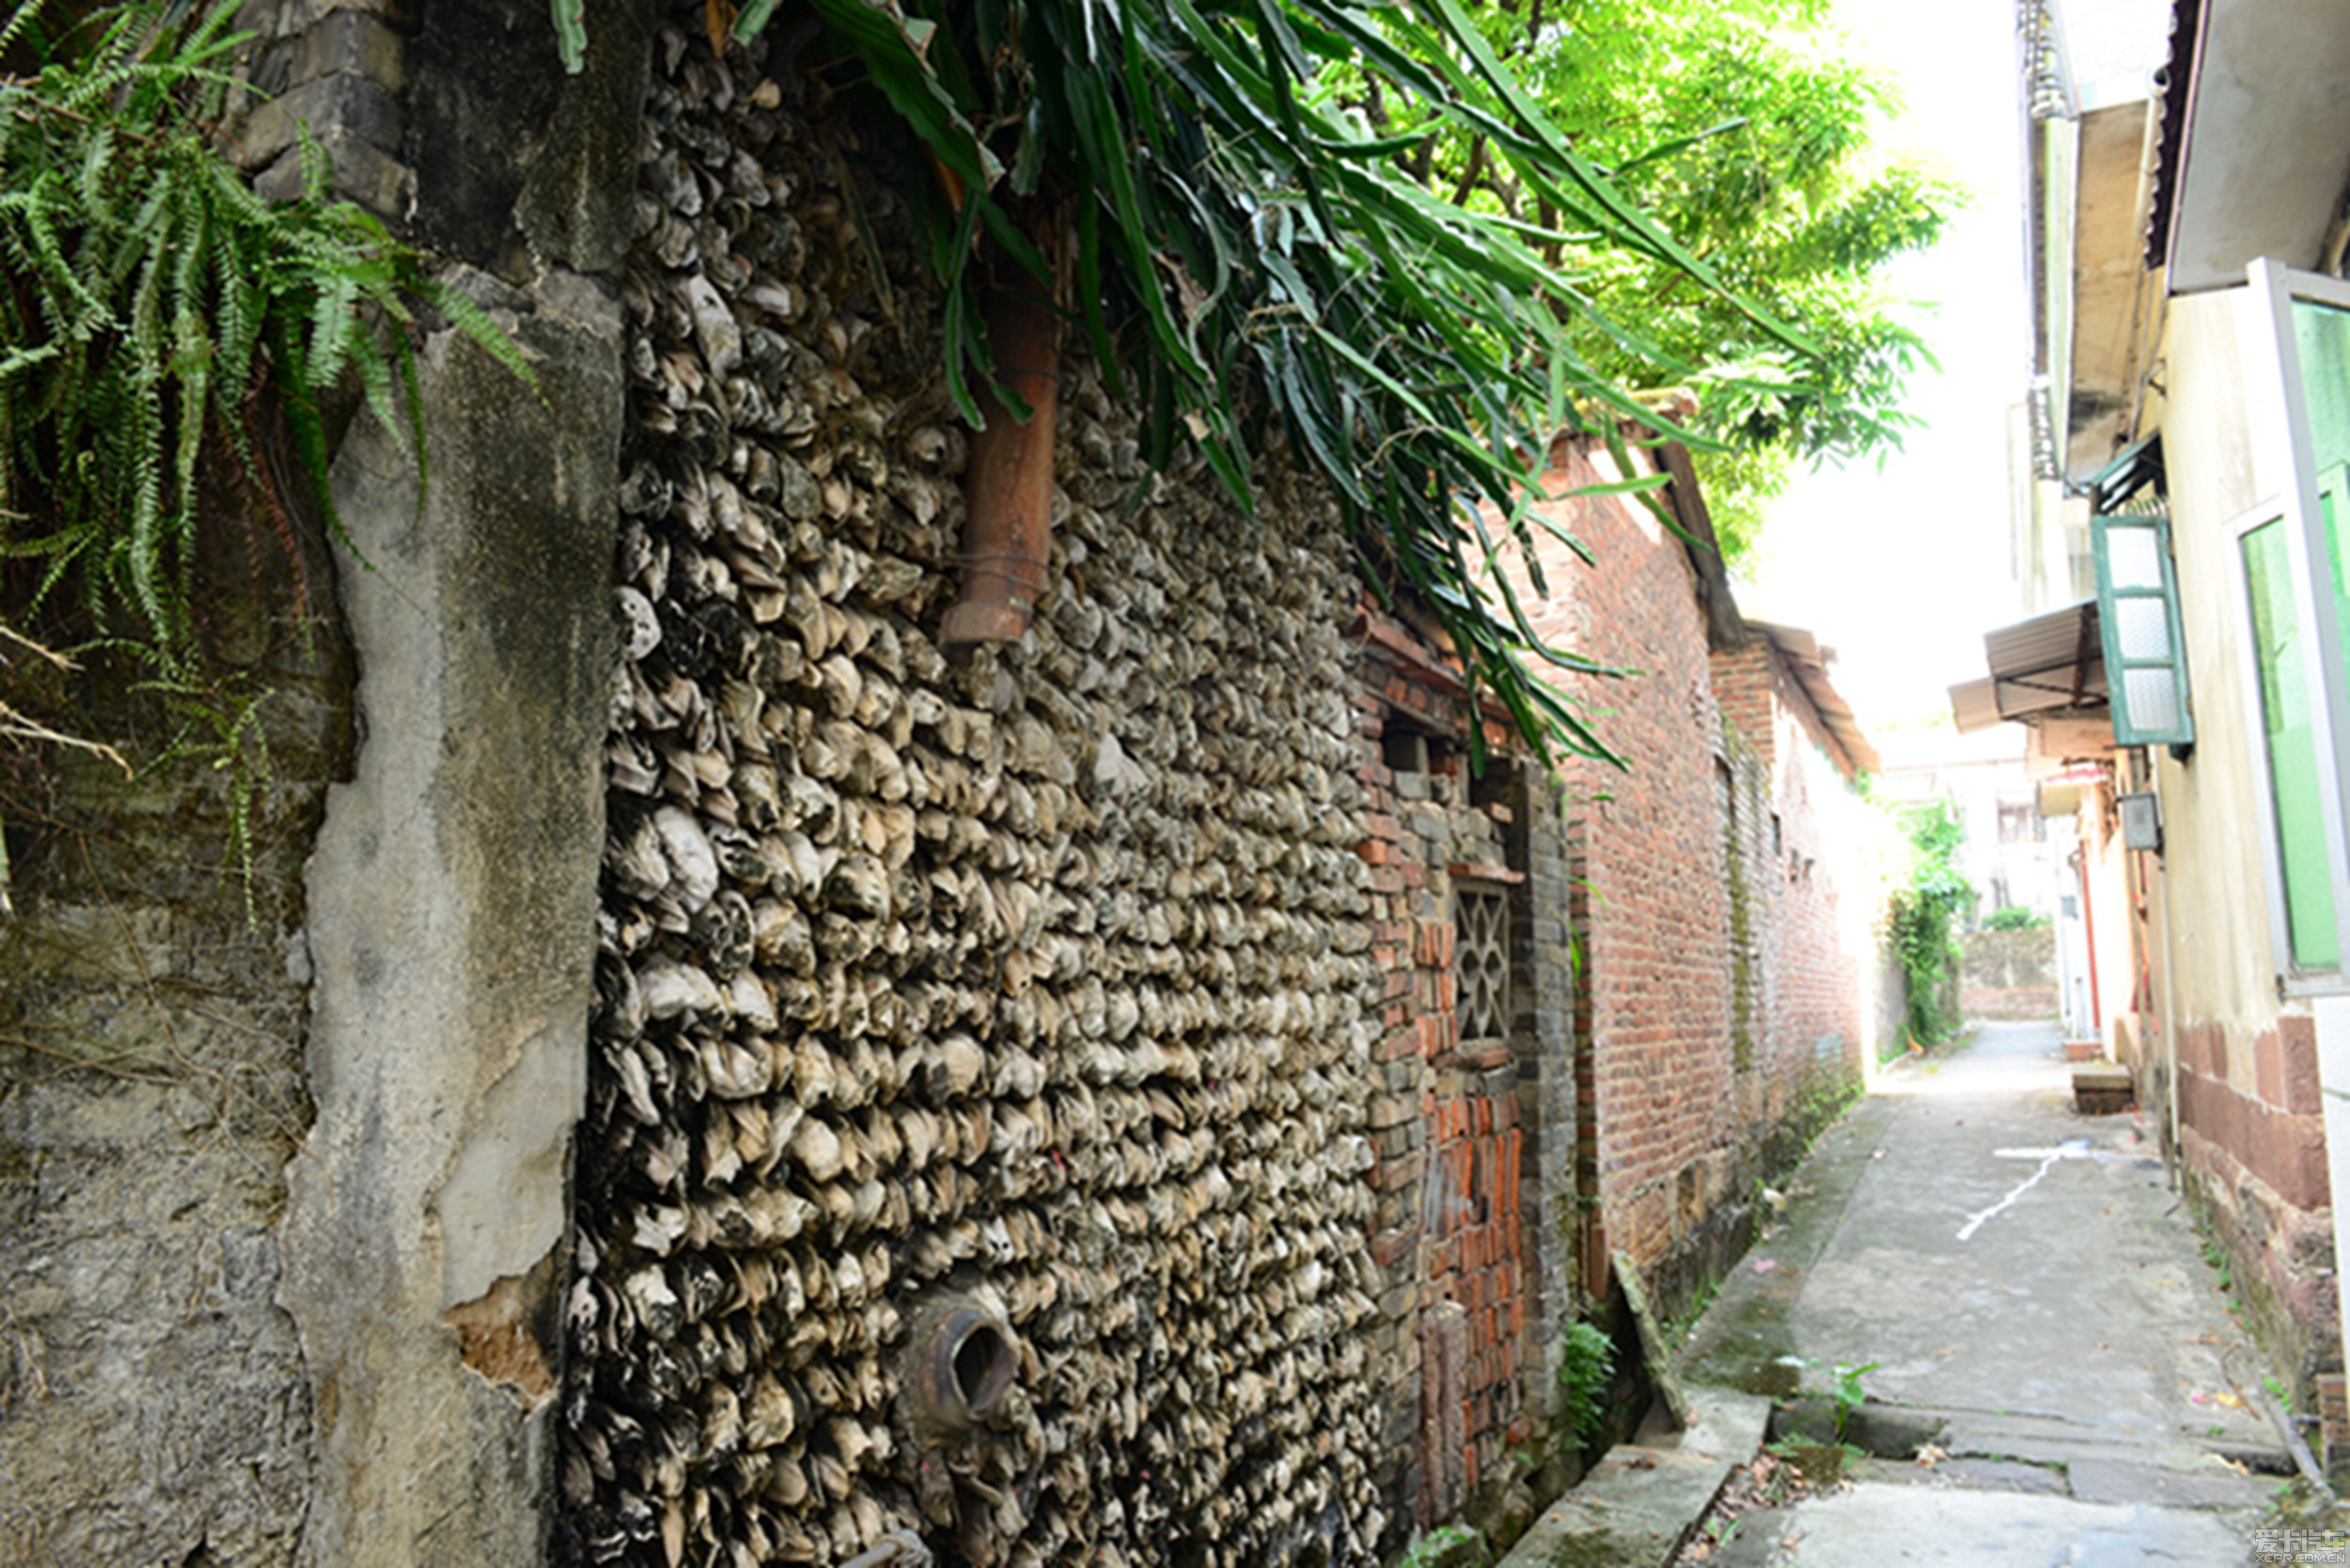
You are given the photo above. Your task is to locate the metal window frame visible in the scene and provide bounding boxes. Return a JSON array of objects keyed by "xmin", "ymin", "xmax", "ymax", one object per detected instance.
[
  {"xmin": 2092, "ymin": 506, "xmax": 2194, "ymax": 745},
  {"xmin": 2247, "ymin": 260, "xmax": 2350, "ymax": 993},
  {"xmin": 2232, "ymin": 500, "xmax": 2343, "ymax": 990}
]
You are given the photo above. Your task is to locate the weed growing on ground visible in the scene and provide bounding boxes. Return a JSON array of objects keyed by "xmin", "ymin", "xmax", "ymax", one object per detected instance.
[
  {"xmin": 2200, "ymin": 1234, "xmax": 2235, "ymax": 1294},
  {"xmin": 1773, "ymin": 1355, "xmax": 1877, "ymax": 1443},
  {"xmin": 1830, "ymin": 1360, "xmax": 1877, "ymax": 1441},
  {"xmin": 1390, "ymin": 1522, "xmax": 1484, "ymax": 1568}
]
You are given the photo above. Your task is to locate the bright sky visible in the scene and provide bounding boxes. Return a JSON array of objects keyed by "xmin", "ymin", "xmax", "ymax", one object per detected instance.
[{"xmin": 1737, "ymin": 0, "xmax": 2034, "ymax": 732}]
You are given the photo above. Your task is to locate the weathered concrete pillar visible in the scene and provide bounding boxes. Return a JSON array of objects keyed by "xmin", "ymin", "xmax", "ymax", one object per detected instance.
[
  {"xmin": 283, "ymin": 275, "xmax": 624, "ymax": 1564},
  {"xmin": 273, "ymin": 2, "xmax": 649, "ymax": 1561}
]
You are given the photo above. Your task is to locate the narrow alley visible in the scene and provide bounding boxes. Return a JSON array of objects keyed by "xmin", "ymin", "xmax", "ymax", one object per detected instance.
[
  {"xmin": 1533, "ymin": 1021, "xmax": 2302, "ymax": 1565},
  {"xmin": 14, "ymin": 4, "xmax": 2350, "ymax": 1567}
]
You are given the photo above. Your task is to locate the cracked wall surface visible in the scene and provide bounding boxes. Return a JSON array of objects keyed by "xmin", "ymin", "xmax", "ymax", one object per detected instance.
[
  {"xmin": 0, "ymin": 538, "xmax": 341, "ymax": 1567},
  {"xmin": 253, "ymin": 1, "xmax": 649, "ymax": 1562}
]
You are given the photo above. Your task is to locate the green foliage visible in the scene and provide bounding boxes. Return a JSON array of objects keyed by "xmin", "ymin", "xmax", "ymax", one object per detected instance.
[
  {"xmin": 1829, "ymin": 1358, "xmax": 1875, "ymax": 1440},
  {"xmin": 557, "ymin": 0, "xmax": 1851, "ymax": 769},
  {"xmin": 1886, "ymin": 796, "xmax": 1971, "ymax": 1044},
  {"xmin": 1777, "ymin": 1354, "xmax": 1875, "ymax": 1443},
  {"xmin": 1391, "ymin": 1523, "xmax": 1484, "ymax": 1568},
  {"xmin": 1374, "ymin": 0, "xmax": 1955, "ymax": 562},
  {"xmin": 1557, "ymin": 1317, "xmax": 1616, "ymax": 1447},
  {"xmin": 1689, "ymin": 443, "xmax": 1785, "ymax": 570},
  {"xmin": 2199, "ymin": 1229, "xmax": 2235, "ymax": 1295},
  {"xmin": 1984, "ymin": 904, "xmax": 2050, "ymax": 932},
  {"xmin": 0, "ymin": 1, "xmax": 525, "ymax": 902}
]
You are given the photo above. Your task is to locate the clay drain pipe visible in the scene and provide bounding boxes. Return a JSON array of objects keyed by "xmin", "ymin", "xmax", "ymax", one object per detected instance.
[
  {"xmin": 941, "ymin": 281, "xmax": 1060, "ymax": 654},
  {"xmin": 901, "ymin": 1297, "xmax": 1020, "ymax": 1436}
]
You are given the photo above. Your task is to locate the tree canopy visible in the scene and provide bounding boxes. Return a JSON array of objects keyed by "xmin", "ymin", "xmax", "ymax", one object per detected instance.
[{"xmin": 1375, "ymin": 0, "xmax": 1955, "ymax": 564}]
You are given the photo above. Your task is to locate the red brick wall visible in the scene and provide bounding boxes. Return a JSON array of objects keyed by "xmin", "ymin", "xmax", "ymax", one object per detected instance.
[
  {"xmin": 1712, "ymin": 646, "xmax": 1777, "ymax": 774},
  {"xmin": 1713, "ymin": 643, "xmax": 1871, "ymax": 1130},
  {"xmin": 1354, "ymin": 632, "xmax": 1559, "ymax": 1539},
  {"xmin": 1479, "ymin": 446, "xmax": 1876, "ymax": 1313},
  {"xmin": 1496, "ymin": 446, "xmax": 1739, "ymax": 1299},
  {"xmin": 2177, "ymin": 1015, "xmax": 2338, "ymax": 1391}
]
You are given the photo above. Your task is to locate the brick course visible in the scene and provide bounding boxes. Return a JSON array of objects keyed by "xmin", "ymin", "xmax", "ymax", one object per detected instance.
[
  {"xmin": 1485, "ymin": 443, "xmax": 1873, "ymax": 1313},
  {"xmin": 1355, "ymin": 613, "xmax": 1575, "ymax": 1543},
  {"xmin": 2176, "ymin": 1014, "xmax": 2337, "ymax": 1408}
]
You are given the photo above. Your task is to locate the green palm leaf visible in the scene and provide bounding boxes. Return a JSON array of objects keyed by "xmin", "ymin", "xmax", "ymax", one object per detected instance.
[{"xmin": 551, "ymin": 0, "xmax": 1843, "ymax": 766}]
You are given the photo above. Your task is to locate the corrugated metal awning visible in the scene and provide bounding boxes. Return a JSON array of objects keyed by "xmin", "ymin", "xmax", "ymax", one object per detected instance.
[
  {"xmin": 1950, "ymin": 678, "xmax": 2004, "ymax": 735},
  {"xmin": 1949, "ymin": 602, "xmax": 2110, "ymax": 734},
  {"xmin": 1985, "ymin": 601, "xmax": 2107, "ymax": 717}
]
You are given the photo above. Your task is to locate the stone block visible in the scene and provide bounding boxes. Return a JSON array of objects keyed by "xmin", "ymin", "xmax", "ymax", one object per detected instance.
[
  {"xmin": 288, "ymin": 8, "xmax": 407, "ymax": 92},
  {"xmin": 2072, "ymin": 1063, "xmax": 2135, "ymax": 1115},
  {"xmin": 240, "ymin": 72, "xmax": 402, "ymax": 171},
  {"xmin": 255, "ymin": 126, "xmax": 413, "ymax": 217}
]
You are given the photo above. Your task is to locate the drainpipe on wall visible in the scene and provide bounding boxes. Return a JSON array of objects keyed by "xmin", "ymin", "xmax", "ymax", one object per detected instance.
[
  {"xmin": 941, "ymin": 280, "xmax": 1061, "ymax": 653},
  {"xmin": 2076, "ymin": 843, "xmax": 2104, "ymax": 1043}
]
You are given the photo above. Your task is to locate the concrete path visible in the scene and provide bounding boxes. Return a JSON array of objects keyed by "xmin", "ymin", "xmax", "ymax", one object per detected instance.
[{"xmin": 1676, "ymin": 1021, "xmax": 2289, "ymax": 1567}]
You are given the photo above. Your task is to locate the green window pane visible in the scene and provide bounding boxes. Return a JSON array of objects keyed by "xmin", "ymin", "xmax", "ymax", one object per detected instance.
[
  {"xmin": 2324, "ymin": 466, "xmax": 2350, "ymax": 645},
  {"xmin": 2293, "ymin": 299, "xmax": 2350, "ymax": 479},
  {"xmin": 2291, "ymin": 307, "xmax": 2350, "ymax": 688},
  {"xmin": 2245, "ymin": 519, "xmax": 2340, "ymax": 971}
]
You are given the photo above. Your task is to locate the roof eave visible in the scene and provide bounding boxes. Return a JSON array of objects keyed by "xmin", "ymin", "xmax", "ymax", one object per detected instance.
[{"xmin": 2156, "ymin": 0, "xmax": 2350, "ymax": 294}]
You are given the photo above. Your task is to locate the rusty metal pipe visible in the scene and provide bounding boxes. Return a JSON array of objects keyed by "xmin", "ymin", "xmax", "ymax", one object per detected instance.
[{"xmin": 941, "ymin": 283, "xmax": 1060, "ymax": 654}]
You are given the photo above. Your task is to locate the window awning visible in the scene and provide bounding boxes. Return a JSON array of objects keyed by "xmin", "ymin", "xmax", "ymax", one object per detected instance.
[{"xmin": 1949, "ymin": 601, "xmax": 2111, "ymax": 735}]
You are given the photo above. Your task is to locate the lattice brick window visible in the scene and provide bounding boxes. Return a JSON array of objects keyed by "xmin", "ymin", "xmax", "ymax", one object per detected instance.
[{"xmin": 1455, "ymin": 885, "xmax": 1510, "ymax": 1044}]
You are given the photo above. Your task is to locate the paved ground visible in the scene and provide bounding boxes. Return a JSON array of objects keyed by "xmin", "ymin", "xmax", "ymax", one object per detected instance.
[{"xmin": 1674, "ymin": 1020, "xmax": 2294, "ymax": 1566}]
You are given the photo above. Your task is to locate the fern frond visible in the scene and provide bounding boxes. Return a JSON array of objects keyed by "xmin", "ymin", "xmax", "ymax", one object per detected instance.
[
  {"xmin": 76, "ymin": 124, "xmax": 118, "ymax": 229},
  {"xmin": 304, "ymin": 270, "xmax": 358, "ymax": 390},
  {"xmin": 296, "ymin": 122, "xmax": 331, "ymax": 204},
  {"xmin": 199, "ymin": 149, "xmax": 273, "ymax": 228},
  {"xmin": 267, "ymin": 314, "xmax": 339, "ymax": 538},
  {"xmin": 58, "ymin": 60, "xmax": 149, "ymax": 117},
  {"xmin": 431, "ymin": 282, "xmax": 540, "ymax": 393},
  {"xmin": 0, "ymin": 342, "xmax": 65, "ymax": 384},
  {"xmin": 124, "ymin": 381, "xmax": 168, "ymax": 635},
  {"xmin": 0, "ymin": 0, "xmax": 54, "ymax": 60},
  {"xmin": 0, "ymin": 0, "xmax": 531, "ymax": 907},
  {"xmin": 16, "ymin": 176, "xmax": 108, "ymax": 321},
  {"xmin": 212, "ymin": 244, "xmax": 260, "ymax": 412},
  {"xmin": 394, "ymin": 331, "xmax": 426, "ymax": 507},
  {"xmin": 348, "ymin": 330, "xmax": 407, "ymax": 462},
  {"xmin": 171, "ymin": 292, "xmax": 214, "ymax": 577}
]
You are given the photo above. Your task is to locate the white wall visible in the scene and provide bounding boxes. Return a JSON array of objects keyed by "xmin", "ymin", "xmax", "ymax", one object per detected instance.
[{"xmin": 2154, "ymin": 284, "xmax": 2290, "ymax": 1031}]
